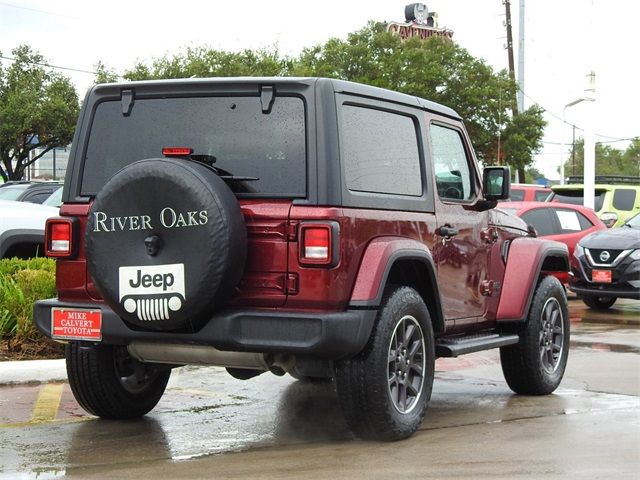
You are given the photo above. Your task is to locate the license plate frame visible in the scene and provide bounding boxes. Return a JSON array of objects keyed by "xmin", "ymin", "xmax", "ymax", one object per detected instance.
[
  {"xmin": 51, "ymin": 308, "xmax": 102, "ymax": 341},
  {"xmin": 591, "ymin": 269, "xmax": 612, "ymax": 283}
]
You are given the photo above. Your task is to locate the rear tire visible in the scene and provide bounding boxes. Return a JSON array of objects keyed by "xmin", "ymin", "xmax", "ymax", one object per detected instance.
[
  {"xmin": 335, "ymin": 286, "xmax": 435, "ymax": 441},
  {"xmin": 500, "ymin": 276, "xmax": 569, "ymax": 395},
  {"xmin": 66, "ymin": 343, "xmax": 170, "ymax": 419},
  {"xmin": 582, "ymin": 295, "xmax": 616, "ymax": 310}
]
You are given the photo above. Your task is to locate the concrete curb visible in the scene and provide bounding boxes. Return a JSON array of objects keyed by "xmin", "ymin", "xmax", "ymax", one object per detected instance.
[{"xmin": 0, "ymin": 359, "xmax": 66, "ymax": 385}]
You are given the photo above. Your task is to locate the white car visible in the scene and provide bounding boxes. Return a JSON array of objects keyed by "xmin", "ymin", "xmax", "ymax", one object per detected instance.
[{"xmin": 0, "ymin": 199, "xmax": 59, "ymax": 259}]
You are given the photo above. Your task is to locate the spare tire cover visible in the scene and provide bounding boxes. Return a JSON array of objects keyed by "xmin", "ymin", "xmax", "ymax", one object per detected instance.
[{"xmin": 85, "ymin": 158, "xmax": 247, "ymax": 331}]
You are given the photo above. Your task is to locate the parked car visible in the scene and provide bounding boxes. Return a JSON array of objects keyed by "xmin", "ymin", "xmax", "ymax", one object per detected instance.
[
  {"xmin": 506, "ymin": 183, "xmax": 552, "ymax": 202},
  {"xmin": 0, "ymin": 181, "xmax": 64, "ymax": 204},
  {"xmin": 499, "ymin": 202, "xmax": 607, "ymax": 284},
  {"xmin": 548, "ymin": 176, "xmax": 640, "ymax": 228},
  {"xmin": 0, "ymin": 199, "xmax": 60, "ymax": 259},
  {"xmin": 34, "ymin": 77, "xmax": 570, "ymax": 441},
  {"xmin": 569, "ymin": 212, "xmax": 640, "ymax": 309}
]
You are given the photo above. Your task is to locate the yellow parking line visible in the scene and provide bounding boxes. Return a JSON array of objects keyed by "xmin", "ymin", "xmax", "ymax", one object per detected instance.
[{"xmin": 31, "ymin": 383, "xmax": 64, "ymax": 423}]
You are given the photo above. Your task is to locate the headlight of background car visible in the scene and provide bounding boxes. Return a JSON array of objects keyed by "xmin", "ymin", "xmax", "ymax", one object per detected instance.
[
  {"xmin": 630, "ymin": 249, "xmax": 640, "ymax": 261},
  {"xmin": 574, "ymin": 244, "xmax": 585, "ymax": 258}
]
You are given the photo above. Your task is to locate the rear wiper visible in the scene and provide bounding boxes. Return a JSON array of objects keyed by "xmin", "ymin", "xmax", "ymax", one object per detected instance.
[{"xmin": 188, "ymin": 155, "xmax": 259, "ymax": 181}]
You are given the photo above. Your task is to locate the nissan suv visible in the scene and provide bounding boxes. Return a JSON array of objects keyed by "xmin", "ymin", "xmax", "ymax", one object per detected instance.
[{"xmin": 34, "ymin": 78, "xmax": 570, "ymax": 441}]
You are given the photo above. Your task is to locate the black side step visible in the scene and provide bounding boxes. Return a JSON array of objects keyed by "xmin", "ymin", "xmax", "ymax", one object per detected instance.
[{"xmin": 436, "ymin": 333, "xmax": 519, "ymax": 358}]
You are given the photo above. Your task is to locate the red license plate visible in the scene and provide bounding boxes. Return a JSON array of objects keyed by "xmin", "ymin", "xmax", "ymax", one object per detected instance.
[
  {"xmin": 51, "ymin": 308, "xmax": 102, "ymax": 341},
  {"xmin": 592, "ymin": 270, "xmax": 612, "ymax": 283}
]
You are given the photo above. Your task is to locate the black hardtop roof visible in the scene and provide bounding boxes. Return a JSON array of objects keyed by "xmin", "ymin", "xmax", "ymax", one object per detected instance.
[{"xmin": 91, "ymin": 77, "xmax": 460, "ymax": 120}]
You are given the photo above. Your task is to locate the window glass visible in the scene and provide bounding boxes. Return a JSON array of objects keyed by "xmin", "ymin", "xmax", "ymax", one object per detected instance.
[
  {"xmin": 553, "ymin": 209, "xmax": 593, "ymax": 233},
  {"xmin": 551, "ymin": 189, "xmax": 606, "ymax": 211},
  {"xmin": 23, "ymin": 192, "xmax": 50, "ymax": 204},
  {"xmin": 534, "ymin": 190, "xmax": 551, "ymax": 201},
  {"xmin": 430, "ymin": 125, "xmax": 473, "ymax": 200},
  {"xmin": 509, "ymin": 189, "xmax": 525, "ymax": 201},
  {"xmin": 612, "ymin": 189, "xmax": 636, "ymax": 211},
  {"xmin": 83, "ymin": 96, "xmax": 306, "ymax": 197},
  {"xmin": 341, "ymin": 105, "xmax": 422, "ymax": 196},
  {"xmin": 521, "ymin": 208, "xmax": 556, "ymax": 236}
]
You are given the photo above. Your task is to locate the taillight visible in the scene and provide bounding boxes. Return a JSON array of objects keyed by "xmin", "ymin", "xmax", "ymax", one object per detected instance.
[
  {"xmin": 299, "ymin": 222, "xmax": 339, "ymax": 267},
  {"xmin": 600, "ymin": 212, "xmax": 617, "ymax": 228},
  {"xmin": 46, "ymin": 218, "xmax": 76, "ymax": 258}
]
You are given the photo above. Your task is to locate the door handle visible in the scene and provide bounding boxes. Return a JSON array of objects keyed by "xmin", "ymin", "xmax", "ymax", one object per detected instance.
[{"xmin": 437, "ymin": 226, "xmax": 459, "ymax": 238}]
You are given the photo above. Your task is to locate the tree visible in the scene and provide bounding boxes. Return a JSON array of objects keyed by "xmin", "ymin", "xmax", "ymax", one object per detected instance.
[
  {"xmin": 501, "ymin": 105, "xmax": 546, "ymax": 182},
  {"xmin": 0, "ymin": 45, "xmax": 79, "ymax": 182},
  {"xmin": 118, "ymin": 22, "xmax": 546, "ymax": 173},
  {"xmin": 562, "ymin": 138, "xmax": 639, "ymax": 177},
  {"xmin": 124, "ymin": 46, "xmax": 289, "ymax": 80},
  {"xmin": 94, "ymin": 61, "xmax": 119, "ymax": 84},
  {"xmin": 292, "ymin": 22, "xmax": 535, "ymax": 167}
]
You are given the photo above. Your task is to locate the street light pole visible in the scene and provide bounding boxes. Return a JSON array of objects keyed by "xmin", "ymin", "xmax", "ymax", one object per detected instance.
[{"xmin": 562, "ymin": 96, "xmax": 594, "ymax": 186}]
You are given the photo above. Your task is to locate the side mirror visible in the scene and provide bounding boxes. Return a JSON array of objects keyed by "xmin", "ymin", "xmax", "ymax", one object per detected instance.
[{"xmin": 483, "ymin": 166, "xmax": 511, "ymax": 200}]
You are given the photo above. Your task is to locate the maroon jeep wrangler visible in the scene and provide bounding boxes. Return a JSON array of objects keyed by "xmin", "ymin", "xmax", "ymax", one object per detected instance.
[{"xmin": 34, "ymin": 78, "xmax": 570, "ymax": 441}]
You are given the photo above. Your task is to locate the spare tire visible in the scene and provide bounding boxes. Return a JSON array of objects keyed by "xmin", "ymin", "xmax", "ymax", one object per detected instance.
[{"xmin": 85, "ymin": 158, "xmax": 246, "ymax": 331}]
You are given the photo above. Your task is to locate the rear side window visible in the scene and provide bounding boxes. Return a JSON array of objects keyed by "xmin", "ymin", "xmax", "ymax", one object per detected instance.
[
  {"xmin": 612, "ymin": 189, "xmax": 636, "ymax": 211},
  {"xmin": 553, "ymin": 208, "xmax": 593, "ymax": 233},
  {"xmin": 521, "ymin": 208, "xmax": 556, "ymax": 236},
  {"xmin": 82, "ymin": 96, "xmax": 306, "ymax": 197},
  {"xmin": 340, "ymin": 105, "xmax": 422, "ymax": 196},
  {"xmin": 509, "ymin": 189, "xmax": 525, "ymax": 201}
]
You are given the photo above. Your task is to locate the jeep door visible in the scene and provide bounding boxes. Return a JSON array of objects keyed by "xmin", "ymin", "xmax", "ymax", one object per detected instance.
[{"xmin": 427, "ymin": 118, "xmax": 492, "ymax": 325}]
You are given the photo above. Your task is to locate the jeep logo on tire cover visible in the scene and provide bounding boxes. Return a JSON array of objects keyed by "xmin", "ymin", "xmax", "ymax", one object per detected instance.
[{"xmin": 119, "ymin": 264, "xmax": 186, "ymax": 321}]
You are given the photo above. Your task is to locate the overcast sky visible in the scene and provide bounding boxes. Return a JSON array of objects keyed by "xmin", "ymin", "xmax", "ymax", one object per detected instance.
[{"xmin": 1, "ymin": 0, "xmax": 637, "ymax": 180}]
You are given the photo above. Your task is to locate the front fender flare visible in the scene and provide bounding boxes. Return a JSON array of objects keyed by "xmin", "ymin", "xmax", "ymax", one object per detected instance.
[{"xmin": 496, "ymin": 237, "xmax": 569, "ymax": 322}]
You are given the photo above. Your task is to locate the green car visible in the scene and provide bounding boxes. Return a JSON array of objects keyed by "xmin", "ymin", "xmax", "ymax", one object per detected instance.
[{"xmin": 549, "ymin": 176, "xmax": 640, "ymax": 228}]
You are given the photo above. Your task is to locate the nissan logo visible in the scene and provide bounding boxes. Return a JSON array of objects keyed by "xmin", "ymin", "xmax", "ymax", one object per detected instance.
[{"xmin": 599, "ymin": 251, "xmax": 611, "ymax": 262}]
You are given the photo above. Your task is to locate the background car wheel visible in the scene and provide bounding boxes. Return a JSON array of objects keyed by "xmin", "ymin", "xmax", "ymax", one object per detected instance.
[
  {"xmin": 335, "ymin": 286, "xmax": 435, "ymax": 441},
  {"xmin": 500, "ymin": 275, "xmax": 569, "ymax": 395},
  {"xmin": 66, "ymin": 343, "xmax": 171, "ymax": 419},
  {"xmin": 582, "ymin": 295, "xmax": 616, "ymax": 310}
]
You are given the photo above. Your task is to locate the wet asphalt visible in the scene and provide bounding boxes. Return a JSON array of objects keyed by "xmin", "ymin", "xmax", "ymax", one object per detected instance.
[{"xmin": 0, "ymin": 298, "xmax": 638, "ymax": 479}]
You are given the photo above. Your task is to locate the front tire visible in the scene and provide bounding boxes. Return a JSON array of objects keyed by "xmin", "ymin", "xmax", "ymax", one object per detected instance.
[
  {"xmin": 582, "ymin": 295, "xmax": 616, "ymax": 310},
  {"xmin": 335, "ymin": 286, "xmax": 435, "ymax": 441},
  {"xmin": 500, "ymin": 276, "xmax": 569, "ymax": 395},
  {"xmin": 66, "ymin": 343, "xmax": 171, "ymax": 419}
]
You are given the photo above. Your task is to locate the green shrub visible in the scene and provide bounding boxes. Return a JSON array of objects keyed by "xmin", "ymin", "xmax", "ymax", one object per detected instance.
[{"xmin": 0, "ymin": 258, "xmax": 56, "ymax": 341}]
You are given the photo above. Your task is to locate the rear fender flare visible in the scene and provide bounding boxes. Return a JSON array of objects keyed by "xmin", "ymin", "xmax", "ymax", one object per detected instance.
[
  {"xmin": 349, "ymin": 237, "xmax": 444, "ymax": 331},
  {"xmin": 496, "ymin": 237, "xmax": 569, "ymax": 322}
]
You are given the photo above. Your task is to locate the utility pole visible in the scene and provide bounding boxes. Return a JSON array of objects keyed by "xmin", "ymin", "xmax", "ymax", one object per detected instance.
[
  {"xmin": 504, "ymin": 0, "xmax": 518, "ymax": 116},
  {"xmin": 517, "ymin": 0, "xmax": 525, "ymax": 113}
]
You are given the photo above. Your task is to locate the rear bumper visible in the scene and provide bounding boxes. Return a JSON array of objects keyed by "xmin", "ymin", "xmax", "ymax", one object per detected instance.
[{"xmin": 33, "ymin": 299, "xmax": 377, "ymax": 360}]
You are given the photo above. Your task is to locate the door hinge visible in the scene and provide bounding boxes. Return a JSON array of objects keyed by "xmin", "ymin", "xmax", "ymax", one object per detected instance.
[
  {"xmin": 481, "ymin": 227, "xmax": 498, "ymax": 244},
  {"xmin": 286, "ymin": 222, "xmax": 298, "ymax": 241},
  {"xmin": 285, "ymin": 274, "xmax": 299, "ymax": 295}
]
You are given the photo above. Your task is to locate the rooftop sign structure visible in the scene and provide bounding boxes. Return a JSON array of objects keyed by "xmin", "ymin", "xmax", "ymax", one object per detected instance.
[{"xmin": 385, "ymin": 3, "xmax": 454, "ymax": 40}]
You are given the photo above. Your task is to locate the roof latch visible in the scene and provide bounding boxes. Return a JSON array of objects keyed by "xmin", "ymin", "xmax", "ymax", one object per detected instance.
[
  {"xmin": 121, "ymin": 89, "xmax": 135, "ymax": 116},
  {"xmin": 260, "ymin": 85, "xmax": 275, "ymax": 114}
]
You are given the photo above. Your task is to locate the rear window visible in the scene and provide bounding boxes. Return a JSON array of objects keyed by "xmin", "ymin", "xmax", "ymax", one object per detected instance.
[
  {"xmin": 551, "ymin": 189, "xmax": 606, "ymax": 211},
  {"xmin": 612, "ymin": 188, "xmax": 636, "ymax": 211},
  {"xmin": 534, "ymin": 190, "xmax": 551, "ymax": 201},
  {"xmin": 509, "ymin": 189, "xmax": 525, "ymax": 201},
  {"xmin": 82, "ymin": 96, "xmax": 306, "ymax": 197},
  {"xmin": 0, "ymin": 185, "xmax": 28, "ymax": 200}
]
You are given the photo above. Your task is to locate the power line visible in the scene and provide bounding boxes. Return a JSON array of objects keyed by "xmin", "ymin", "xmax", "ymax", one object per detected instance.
[
  {"xmin": 0, "ymin": 55, "xmax": 98, "ymax": 75},
  {"xmin": 0, "ymin": 1, "xmax": 78, "ymax": 19},
  {"xmin": 521, "ymin": 90, "xmax": 637, "ymax": 143}
]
